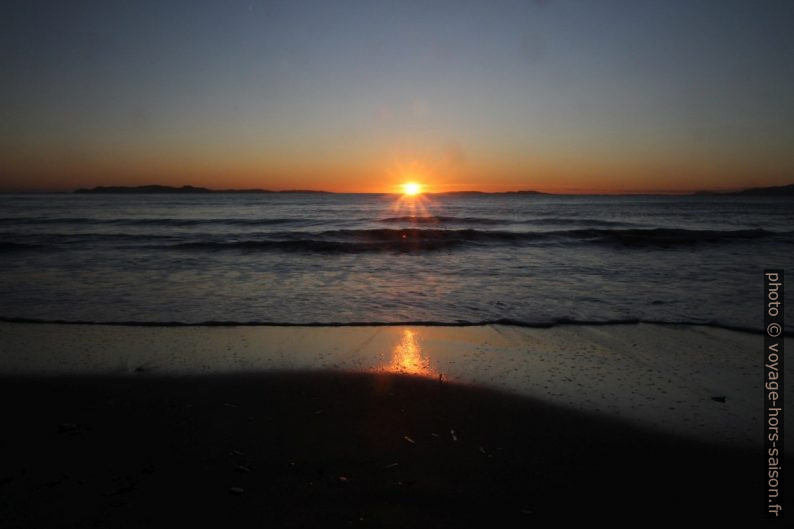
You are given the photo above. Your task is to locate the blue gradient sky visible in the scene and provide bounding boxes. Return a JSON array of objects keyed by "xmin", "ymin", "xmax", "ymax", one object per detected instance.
[{"xmin": 2, "ymin": 0, "xmax": 793, "ymax": 192}]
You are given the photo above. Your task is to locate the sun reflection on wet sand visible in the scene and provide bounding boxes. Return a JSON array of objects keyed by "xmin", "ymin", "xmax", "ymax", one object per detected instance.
[{"xmin": 379, "ymin": 329, "xmax": 436, "ymax": 377}]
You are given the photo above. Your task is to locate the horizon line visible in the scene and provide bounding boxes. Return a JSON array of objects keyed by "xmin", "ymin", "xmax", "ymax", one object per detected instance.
[{"xmin": 2, "ymin": 182, "xmax": 792, "ymax": 196}]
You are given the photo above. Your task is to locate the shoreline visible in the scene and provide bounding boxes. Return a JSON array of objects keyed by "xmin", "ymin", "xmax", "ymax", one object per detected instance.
[{"xmin": 0, "ymin": 316, "xmax": 778, "ymax": 336}]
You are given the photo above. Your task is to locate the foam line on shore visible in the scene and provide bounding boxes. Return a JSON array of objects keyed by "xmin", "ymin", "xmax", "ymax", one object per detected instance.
[{"xmin": 0, "ymin": 315, "xmax": 776, "ymax": 336}]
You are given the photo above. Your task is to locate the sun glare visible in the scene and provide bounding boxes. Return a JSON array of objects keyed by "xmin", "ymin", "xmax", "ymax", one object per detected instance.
[
  {"xmin": 402, "ymin": 182, "xmax": 422, "ymax": 196},
  {"xmin": 379, "ymin": 329, "xmax": 435, "ymax": 377}
]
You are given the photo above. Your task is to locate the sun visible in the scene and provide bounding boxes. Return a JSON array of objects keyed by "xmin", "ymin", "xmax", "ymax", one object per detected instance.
[{"xmin": 401, "ymin": 182, "xmax": 423, "ymax": 196}]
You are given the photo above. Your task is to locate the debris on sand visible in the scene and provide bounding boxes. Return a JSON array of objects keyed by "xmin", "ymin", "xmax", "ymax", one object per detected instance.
[
  {"xmin": 58, "ymin": 422, "xmax": 80, "ymax": 434},
  {"xmin": 38, "ymin": 475, "xmax": 66, "ymax": 489},
  {"xmin": 111, "ymin": 482, "xmax": 136, "ymax": 496}
]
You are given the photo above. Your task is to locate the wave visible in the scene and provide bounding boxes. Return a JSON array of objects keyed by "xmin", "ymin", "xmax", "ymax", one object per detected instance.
[
  {"xmin": 170, "ymin": 238, "xmax": 463, "ymax": 253},
  {"xmin": 168, "ymin": 228, "xmax": 532, "ymax": 253},
  {"xmin": 525, "ymin": 218, "xmax": 643, "ymax": 227},
  {"xmin": 0, "ymin": 315, "xmax": 779, "ymax": 335},
  {"xmin": 0, "ymin": 217, "xmax": 317, "ymax": 227},
  {"xmin": 560, "ymin": 227, "xmax": 784, "ymax": 247},
  {"xmin": 0, "ymin": 242, "xmax": 41, "ymax": 252},
  {"xmin": 2, "ymin": 227, "xmax": 788, "ymax": 254},
  {"xmin": 0, "ymin": 215, "xmax": 649, "ymax": 228},
  {"xmin": 0, "ymin": 215, "xmax": 772, "ymax": 231},
  {"xmin": 124, "ymin": 218, "xmax": 301, "ymax": 227},
  {"xmin": 378, "ymin": 215, "xmax": 507, "ymax": 225},
  {"xmin": 378, "ymin": 216, "xmax": 641, "ymax": 227},
  {"xmin": 167, "ymin": 227, "xmax": 788, "ymax": 253},
  {"xmin": 0, "ymin": 217, "xmax": 98, "ymax": 225}
]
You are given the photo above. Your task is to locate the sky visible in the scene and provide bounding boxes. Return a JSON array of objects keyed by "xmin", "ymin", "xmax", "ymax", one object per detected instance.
[{"xmin": 1, "ymin": 0, "xmax": 793, "ymax": 193}]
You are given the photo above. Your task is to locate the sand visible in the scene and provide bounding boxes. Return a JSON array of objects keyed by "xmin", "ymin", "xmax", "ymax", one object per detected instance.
[
  {"xmin": 0, "ymin": 322, "xmax": 787, "ymax": 525},
  {"xmin": 0, "ymin": 322, "xmax": 785, "ymax": 446}
]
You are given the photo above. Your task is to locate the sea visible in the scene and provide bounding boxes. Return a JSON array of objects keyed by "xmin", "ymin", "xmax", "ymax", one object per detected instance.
[{"xmin": 0, "ymin": 192, "xmax": 791, "ymax": 331}]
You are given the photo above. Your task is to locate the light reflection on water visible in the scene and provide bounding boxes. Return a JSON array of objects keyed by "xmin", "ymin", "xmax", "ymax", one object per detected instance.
[{"xmin": 389, "ymin": 191, "xmax": 435, "ymax": 220}]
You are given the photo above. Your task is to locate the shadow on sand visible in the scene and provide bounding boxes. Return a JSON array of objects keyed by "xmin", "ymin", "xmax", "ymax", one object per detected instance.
[{"xmin": 0, "ymin": 371, "xmax": 771, "ymax": 526}]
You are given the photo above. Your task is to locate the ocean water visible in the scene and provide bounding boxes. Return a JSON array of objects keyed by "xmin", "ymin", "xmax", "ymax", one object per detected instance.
[{"xmin": 0, "ymin": 192, "xmax": 791, "ymax": 330}]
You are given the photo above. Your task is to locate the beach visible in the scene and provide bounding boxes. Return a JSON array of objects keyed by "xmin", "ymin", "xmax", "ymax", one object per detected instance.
[
  {"xmin": 3, "ymin": 1, "xmax": 793, "ymax": 524},
  {"xmin": 0, "ymin": 322, "xmax": 785, "ymax": 525},
  {"xmin": 0, "ymin": 188, "xmax": 790, "ymax": 525}
]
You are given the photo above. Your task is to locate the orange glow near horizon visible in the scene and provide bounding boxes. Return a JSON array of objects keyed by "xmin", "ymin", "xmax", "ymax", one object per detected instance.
[{"xmin": 0, "ymin": 153, "xmax": 790, "ymax": 194}]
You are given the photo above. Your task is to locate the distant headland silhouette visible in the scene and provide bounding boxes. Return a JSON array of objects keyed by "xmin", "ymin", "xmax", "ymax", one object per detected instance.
[
  {"xmin": 69, "ymin": 183, "xmax": 794, "ymax": 196},
  {"xmin": 74, "ymin": 185, "xmax": 329, "ymax": 194}
]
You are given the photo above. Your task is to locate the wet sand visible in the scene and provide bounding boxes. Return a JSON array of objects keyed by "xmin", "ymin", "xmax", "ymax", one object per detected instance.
[
  {"xmin": 0, "ymin": 321, "xmax": 785, "ymax": 446},
  {"xmin": 0, "ymin": 322, "xmax": 786, "ymax": 524}
]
